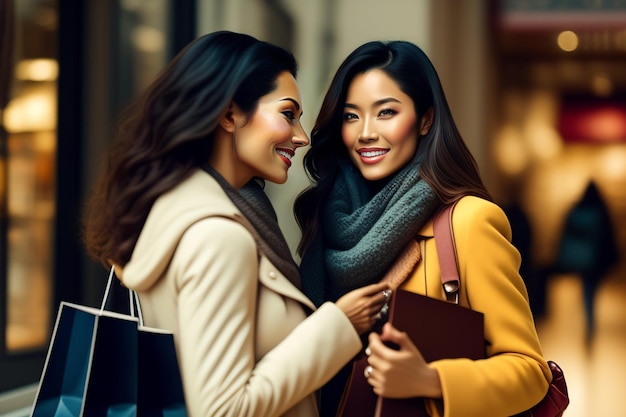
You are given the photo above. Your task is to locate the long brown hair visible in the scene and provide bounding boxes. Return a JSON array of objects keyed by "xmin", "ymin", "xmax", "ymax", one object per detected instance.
[
  {"xmin": 294, "ymin": 40, "xmax": 491, "ymax": 256},
  {"xmin": 82, "ymin": 31, "xmax": 298, "ymax": 267}
]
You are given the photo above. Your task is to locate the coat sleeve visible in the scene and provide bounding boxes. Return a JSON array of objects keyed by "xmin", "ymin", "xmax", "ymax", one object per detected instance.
[
  {"xmin": 170, "ymin": 217, "xmax": 362, "ymax": 417},
  {"xmin": 427, "ymin": 197, "xmax": 552, "ymax": 417}
]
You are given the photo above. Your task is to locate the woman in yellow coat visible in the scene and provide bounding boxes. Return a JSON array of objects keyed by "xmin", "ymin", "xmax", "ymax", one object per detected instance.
[{"xmin": 295, "ymin": 40, "xmax": 552, "ymax": 417}]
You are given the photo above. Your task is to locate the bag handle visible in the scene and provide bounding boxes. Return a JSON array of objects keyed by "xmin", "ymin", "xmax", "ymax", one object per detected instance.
[
  {"xmin": 99, "ymin": 265, "xmax": 145, "ymax": 326},
  {"xmin": 433, "ymin": 201, "xmax": 459, "ymax": 304}
]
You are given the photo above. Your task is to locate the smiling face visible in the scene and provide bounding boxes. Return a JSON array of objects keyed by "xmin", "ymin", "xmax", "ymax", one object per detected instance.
[
  {"xmin": 215, "ymin": 71, "xmax": 309, "ymax": 187},
  {"xmin": 342, "ymin": 69, "xmax": 431, "ymax": 181}
]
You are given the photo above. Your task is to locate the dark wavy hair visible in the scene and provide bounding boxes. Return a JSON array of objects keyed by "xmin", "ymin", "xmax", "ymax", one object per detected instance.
[
  {"xmin": 294, "ymin": 40, "xmax": 491, "ymax": 255},
  {"xmin": 82, "ymin": 31, "xmax": 298, "ymax": 266}
]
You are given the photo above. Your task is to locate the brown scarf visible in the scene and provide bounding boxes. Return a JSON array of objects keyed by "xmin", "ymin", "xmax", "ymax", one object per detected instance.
[{"xmin": 380, "ymin": 239, "xmax": 422, "ymax": 289}]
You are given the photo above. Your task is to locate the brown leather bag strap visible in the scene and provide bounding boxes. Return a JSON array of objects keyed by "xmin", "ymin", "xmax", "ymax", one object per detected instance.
[{"xmin": 433, "ymin": 201, "xmax": 460, "ymax": 304}]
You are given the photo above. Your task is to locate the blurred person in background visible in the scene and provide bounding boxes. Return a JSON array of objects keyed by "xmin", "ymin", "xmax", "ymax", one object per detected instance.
[{"xmin": 555, "ymin": 180, "xmax": 619, "ymax": 341}]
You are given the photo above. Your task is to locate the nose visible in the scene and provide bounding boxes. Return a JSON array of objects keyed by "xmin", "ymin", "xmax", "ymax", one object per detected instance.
[
  {"xmin": 292, "ymin": 124, "xmax": 310, "ymax": 149},
  {"xmin": 358, "ymin": 118, "xmax": 378, "ymax": 142}
]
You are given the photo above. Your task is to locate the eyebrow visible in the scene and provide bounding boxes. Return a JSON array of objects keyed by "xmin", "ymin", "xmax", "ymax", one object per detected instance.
[
  {"xmin": 280, "ymin": 97, "xmax": 301, "ymax": 111},
  {"xmin": 345, "ymin": 97, "xmax": 401, "ymax": 109}
]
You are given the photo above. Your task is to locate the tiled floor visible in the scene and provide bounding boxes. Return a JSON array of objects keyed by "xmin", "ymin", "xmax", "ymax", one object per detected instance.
[{"xmin": 535, "ymin": 266, "xmax": 626, "ymax": 417}]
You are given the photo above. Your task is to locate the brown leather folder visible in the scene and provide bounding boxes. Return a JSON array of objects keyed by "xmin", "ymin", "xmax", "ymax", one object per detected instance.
[
  {"xmin": 337, "ymin": 289, "xmax": 485, "ymax": 417},
  {"xmin": 338, "ymin": 290, "xmax": 485, "ymax": 417},
  {"xmin": 377, "ymin": 289, "xmax": 485, "ymax": 416}
]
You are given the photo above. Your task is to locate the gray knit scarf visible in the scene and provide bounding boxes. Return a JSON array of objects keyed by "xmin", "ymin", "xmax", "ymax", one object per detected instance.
[
  {"xmin": 300, "ymin": 159, "xmax": 439, "ymax": 306},
  {"xmin": 202, "ymin": 165, "xmax": 302, "ymax": 290}
]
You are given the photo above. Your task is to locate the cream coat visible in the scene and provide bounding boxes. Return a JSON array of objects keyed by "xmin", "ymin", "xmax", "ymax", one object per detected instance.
[
  {"xmin": 118, "ymin": 170, "xmax": 362, "ymax": 417},
  {"xmin": 401, "ymin": 196, "xmax": 552, "ymax": 417}
]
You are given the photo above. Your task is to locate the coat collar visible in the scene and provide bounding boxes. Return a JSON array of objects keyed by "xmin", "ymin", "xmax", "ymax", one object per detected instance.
[{"xmin": 416, "ymin": 217, "xmax": 435, "ymax": 240}]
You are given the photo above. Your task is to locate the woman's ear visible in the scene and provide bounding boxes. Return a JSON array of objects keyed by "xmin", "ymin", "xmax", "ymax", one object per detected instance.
[
  {"xmin": 219, "ymin": 102, "xmax": 243, "ymax": 133},
  {"xmin": 419, "ymin": 107, "xmax": 434, "ymax": 135}
]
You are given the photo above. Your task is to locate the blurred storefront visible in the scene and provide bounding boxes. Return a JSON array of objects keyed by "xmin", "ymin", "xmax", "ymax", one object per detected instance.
[
  {"xmin": 0, "ymin": 0, "xmax": 196, "ymax": 407},
  {"xmin": 490, "ymin": 4, "xmax": 626, "ymax": 415},
  {"xmin": 491, "ymin": 0, "xmax": 626, "ymax": 275}
]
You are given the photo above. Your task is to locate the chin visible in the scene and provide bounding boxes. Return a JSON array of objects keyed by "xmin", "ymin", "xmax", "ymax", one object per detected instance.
[
  {"xmin": 359, "ymin": 171, "xmax": 390, "ymax": 182},
  {"xmin": 359, "ymin": 163, "xmax": 406, "ymax": 181},
  {"xmin": 267, "ymin": 174, "xmax": 288, "ymax": 184}
]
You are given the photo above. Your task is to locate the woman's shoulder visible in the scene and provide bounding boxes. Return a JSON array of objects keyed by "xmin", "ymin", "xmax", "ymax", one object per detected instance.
[
  {"xmin": 122, "ymin": 170, "xmax": 253, "ymax": 291},
  {"xmin": 154, "ymin": 169, "xmax": 240, "ymax": 219},
  {"xmin": 453, "ymin": 195, "xmax": 502, "ymax": 216},
  {"xmin": 164, "ymin": 169, "xmax": 233, "ymax": 202},
  {"xmin": 452, "ymin": 196, "xmax": 511, "ymax": 238},
  {"xmin": 417, "ymin": 196, "xmax": 505, "ymax": 238}
]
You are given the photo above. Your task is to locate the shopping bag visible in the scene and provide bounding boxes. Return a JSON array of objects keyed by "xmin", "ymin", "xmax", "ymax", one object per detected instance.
[
  {"xmin": 30, "ymin": 302, "xmax": 139, "ymax": 417},
  {"xmin": 31, "ymin": 267, "xmax": 188, "ymax": 417},
  {"xmin": 135, "ymin": 292, "xmax": 187, "ymax": 417}
]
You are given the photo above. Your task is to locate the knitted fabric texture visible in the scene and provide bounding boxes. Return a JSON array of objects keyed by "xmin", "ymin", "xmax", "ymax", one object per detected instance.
[
  {"xmin": 203, "ymin": 165, "xmax": 302, "ymax": 289},
  {"xmin": 300, "ymin": 159, "xmax": 438, "ymax": 305}
]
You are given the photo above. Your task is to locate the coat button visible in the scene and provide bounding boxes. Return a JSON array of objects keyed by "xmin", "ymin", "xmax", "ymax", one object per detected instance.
[{"xmin": 268, "ymin": 271, "xmax": 277, "ymax": 279}]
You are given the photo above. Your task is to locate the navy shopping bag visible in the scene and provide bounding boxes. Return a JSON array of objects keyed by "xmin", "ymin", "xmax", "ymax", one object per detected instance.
[
  {"xmin": 137, "ymin": 326, "xmax": 187, "ymax": 417},
  {"xmin": 134, "ymin": 288, "xmax": 187, "ymax": 417},
  {"xmin": 30, "ymin": 302, "xmax": 139, "ymax": 417},
  {"xmin": 31, "ymin": 267, "xmax": 187, "ymax": 417}
]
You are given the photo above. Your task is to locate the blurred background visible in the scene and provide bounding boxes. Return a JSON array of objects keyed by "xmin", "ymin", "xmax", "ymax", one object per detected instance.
[{"xmin": 0, "ymin": 0, "xmax": 624, "ymax": 416}]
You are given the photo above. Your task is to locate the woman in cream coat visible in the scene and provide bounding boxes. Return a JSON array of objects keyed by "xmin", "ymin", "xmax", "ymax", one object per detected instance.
[
  {"xmin": 83, "ymin": 31, "xmax": 388, "ymax": 417},
  {"xmin": 295, "ymin": 40, "xmax": 553, "ymax": 416}
]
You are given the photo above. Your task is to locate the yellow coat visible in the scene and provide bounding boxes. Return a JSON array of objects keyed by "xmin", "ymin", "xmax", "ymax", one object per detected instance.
[{"xmin": 401, "ymin": 196, "xmax": 552, "ymax": 417}]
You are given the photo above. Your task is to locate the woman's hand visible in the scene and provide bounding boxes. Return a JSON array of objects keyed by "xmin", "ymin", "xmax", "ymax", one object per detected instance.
[
  {"xmin": 365, "ymin": 322, "xmax": 442, "ymax": 399},
  {"xmin": 336, "ymin": 282, "xmax": 390, "ymax": 335}
]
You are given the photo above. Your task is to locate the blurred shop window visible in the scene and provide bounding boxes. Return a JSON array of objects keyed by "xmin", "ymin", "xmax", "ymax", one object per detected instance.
[
  {"xmin": 0, "ymin": 0, "xmax": 192, "ymax": 395},
  {"xmin": 116, "ymin": 0, "xmax": 171, "ymax": 102},
  {"xmin": 0, "ymin": 0, "xmax": 175, "ymax": 354},
  {"xmin": 1, "ymin": 0, "xmax": 57, "ymax": 353}
]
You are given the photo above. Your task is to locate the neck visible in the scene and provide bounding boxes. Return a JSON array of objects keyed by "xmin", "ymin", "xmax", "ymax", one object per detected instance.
[{"xmin": 208, "ymin": 131, "xmax": 251, "ymax": 189}]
